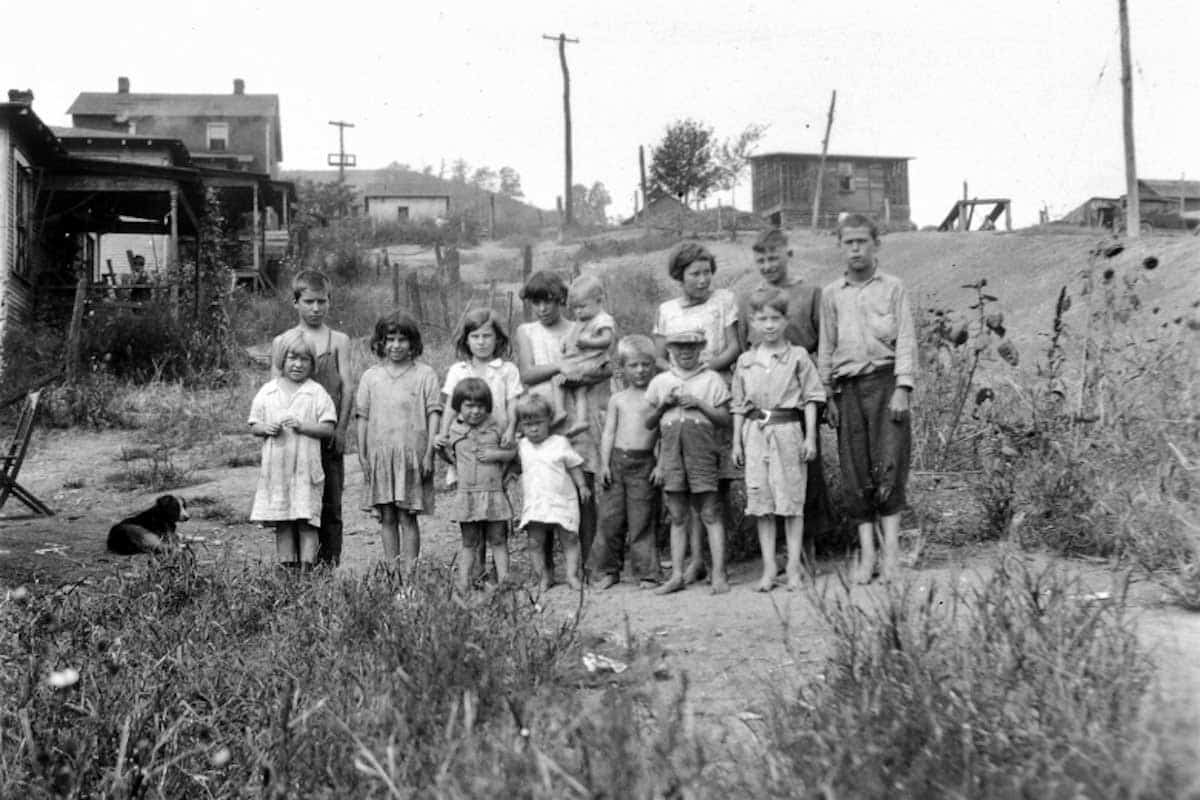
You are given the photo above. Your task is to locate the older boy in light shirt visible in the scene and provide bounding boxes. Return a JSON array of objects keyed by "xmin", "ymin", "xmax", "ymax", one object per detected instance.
[{"xmin": 818, "ymin": 214, "xmax": 917, "ymax": 583}]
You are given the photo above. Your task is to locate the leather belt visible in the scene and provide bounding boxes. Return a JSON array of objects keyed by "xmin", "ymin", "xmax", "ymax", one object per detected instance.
[{"xmin": 747, "ymin": 408, "xmax": 803, "ymax": 424}]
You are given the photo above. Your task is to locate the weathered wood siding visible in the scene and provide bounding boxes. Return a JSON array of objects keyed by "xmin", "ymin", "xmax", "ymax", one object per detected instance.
[
  {"xmin": 752, "ymin": 154, "xmax": 911, "ymax": 228},
  {"xmin": 0, "ymin": 125, "xmax": 36, "ymax": 380}
]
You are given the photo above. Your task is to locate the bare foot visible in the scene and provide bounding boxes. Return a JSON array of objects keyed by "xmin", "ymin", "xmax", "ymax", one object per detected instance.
[
  {"xmin": 851, "ymin": 553, "xmax": 875, "ymax": 585},
  {"xmin": 655, "ymin": 574, "xmax": 686, "ymax": 595},
  {"xmin": 567, "ymin": 576, "xmax": 583, "ymax": 592},
  {"xmin": 785, "ymin": 570, "xmax": 803, "ymax": 592},
  {"xmin": 595, "ymin": 574, "xmax": 619, "ymax": 590},
  {"xmin": 538, "ymin": 577, "xmax": 553, "ymax": 593},
  {"xmin": 710, "ymin": 574, "xmax": 731, "ymax": 595},
  {"xmin": 683, "ymin": 560, "xmax": 707, "ymax": 585},
  {"xmin": 754, "ymin": 575, "xmax": 775, "ymax": 593}
]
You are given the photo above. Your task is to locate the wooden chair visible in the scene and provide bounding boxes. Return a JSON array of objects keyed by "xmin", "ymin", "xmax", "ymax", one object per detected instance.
[{"xmin": 0, "ymin": 390, "xmax": 53, "ymax": 516}]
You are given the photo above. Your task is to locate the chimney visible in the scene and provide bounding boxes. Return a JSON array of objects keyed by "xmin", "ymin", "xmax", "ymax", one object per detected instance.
[
  {"xmin": 7, "ymin": 89, "xmax": 34, "ymax": 105},
  {"xmin": 233, "ymin": 78, "xmax": 245, "ymax": 95},
  {"xmin": 118, "ymin": 76, "xmax": 130, "ymax": 94}
]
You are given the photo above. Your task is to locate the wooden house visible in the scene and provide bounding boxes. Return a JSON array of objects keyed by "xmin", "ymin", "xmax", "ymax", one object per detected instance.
[
  {"xmin": 1137, "ymin": 179, "xmax": 1200, "ymax": 215},
  {"xmin": 749, "ymin": 151, "xmax": 912, "ymax": 229},
  {"xmin": 0, "ymin": 96, "xmax": 68, "ymax": 379},
  {"xmin": 0, "ymin": 89, "xmax": 292, "ymax": 383},
  {"xmin": 67, "ymin": 77, "xmax": 282, "ymax": 178}
]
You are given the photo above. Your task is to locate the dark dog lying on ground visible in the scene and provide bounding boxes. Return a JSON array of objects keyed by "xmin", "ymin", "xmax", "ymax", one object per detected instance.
[{"xmin": 106, "ymin": 495, "xmax": 189, "ymax": 555}]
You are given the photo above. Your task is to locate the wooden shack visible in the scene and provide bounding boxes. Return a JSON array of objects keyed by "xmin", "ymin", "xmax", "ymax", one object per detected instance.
[{"xmin": 750, "ymin": 151, "xmax": 912, "ymax": 229}]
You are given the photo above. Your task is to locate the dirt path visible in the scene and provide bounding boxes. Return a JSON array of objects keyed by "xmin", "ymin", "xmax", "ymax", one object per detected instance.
[{"xmin": 3, "ymin": 428, "xmax": 1199, "ymax": 759}]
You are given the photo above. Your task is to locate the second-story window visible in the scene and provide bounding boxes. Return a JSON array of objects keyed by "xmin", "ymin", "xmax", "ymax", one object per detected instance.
[{"xmin": 207, "ymin": 122, "xmax": 230, "ymax": 152}]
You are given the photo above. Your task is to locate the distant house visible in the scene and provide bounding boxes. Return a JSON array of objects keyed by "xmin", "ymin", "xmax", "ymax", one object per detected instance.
[
  {"xmin": 67, "ymin": 77, "xmax": 282, "ymax": 177},
  {"xmin": 282, "ymin": 168, "xmax": 549, "ymax": 234},
  {"xmin": 1059, "ymin": 180, "xmax": 1200, "ymax": 230},
  {"xmin": 360, "ymin": 183, "xmax": 450, "ymax": 223},
  {"xmin": 749, "ymin": 152, "xmax": 913, "ymax": 229},
  {"xmin": 1137, "ymin": 179, "xmax": 1200, "ymax": 215}
]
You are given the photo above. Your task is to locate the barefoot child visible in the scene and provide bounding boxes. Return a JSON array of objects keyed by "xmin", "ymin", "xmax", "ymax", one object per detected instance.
[
  {"xmin": 818, "ymin": 214, "xmax": 917, "ymax": 583},
  {"xmin": 732, "ymin": 288, "xmax": 825, "ymax": 592},
  {"xmin": 439, "ymin": 378, "xmax": 516, "ymax": 592},
  {"xmin": 592, "ymin": 334, "xmax": 662, "ymax": 589},
  {"xmin": 645, "ymin": 330, "xmax": 732, "ymax": 595},
  {"xmin": 557, "ymin": 274, "xmax": 615, "ymax": 434},
  {"xmin": 355, "ymin": 313, "xmax": 442, "ymax": 568},
  {"xmin": 249, "ymin": 331, "xmax": 337, "ymax": 571},
  {"xmin": 270, "ymin": 270, "xmax": 353, "ymax": 567},
  {"xmin": 514, "ymin": 393, "xmax": 592, "ymax": 591}
]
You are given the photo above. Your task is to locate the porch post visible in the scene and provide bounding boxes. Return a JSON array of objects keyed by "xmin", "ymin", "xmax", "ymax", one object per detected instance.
[
  {"xmin": 252, "ymin": 183, "xmax": 261, "ymax": 278},
  {"xmin": 169, "ymin": 188, "xmax": 180, "ymax": 320}
]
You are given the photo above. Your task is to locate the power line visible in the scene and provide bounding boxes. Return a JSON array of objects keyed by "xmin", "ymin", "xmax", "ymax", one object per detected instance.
[{"xmin": 327, "ymin": 120, "xmax": 356, "ymax": 184}]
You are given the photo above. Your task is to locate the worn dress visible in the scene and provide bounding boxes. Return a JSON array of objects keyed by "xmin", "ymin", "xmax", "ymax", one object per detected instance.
[
  {"xmin": 733, "ymin": 346, "xmax": 826, "ymax": 517},
  {"xmin": 248, "ymin": 378, "xmax": 337, "ymax": 527},
  {"xmin": 446, "ymin": 417, "xmax": 512, "ymax": 522},
  {"xmin": 356, "ymin": 362, "xmax": 442, "ymax": 513}
]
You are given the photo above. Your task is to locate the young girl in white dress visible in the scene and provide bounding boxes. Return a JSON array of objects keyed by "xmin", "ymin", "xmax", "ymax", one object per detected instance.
[
  {"xmin": 248, "ymin": 331, "xmax": 337, "ymax": 571},
  {"xmin": 514, "ymin": 393, "xmax": 591, "ymax": 592}
]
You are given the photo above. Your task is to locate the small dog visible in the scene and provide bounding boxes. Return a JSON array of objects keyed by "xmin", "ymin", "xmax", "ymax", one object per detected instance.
[{"xmin": 106, "ymin": 495, "xmax": 190, "ymax": 555}]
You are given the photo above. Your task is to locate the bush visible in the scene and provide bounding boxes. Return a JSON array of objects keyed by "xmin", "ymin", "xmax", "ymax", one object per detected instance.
[
  {"xmin": 0, "ymin": 556, "xmax": 573, "ymax": 798},
  {"xmin": 760, "ymin": 556, "xmax": 1179, "ymax": 798}
]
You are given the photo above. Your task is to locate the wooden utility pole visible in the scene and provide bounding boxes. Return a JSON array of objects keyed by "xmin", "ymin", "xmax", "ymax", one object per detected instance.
[
  {"xmin": 810, "ymin": 90, "xmax": 837, "ymax": 231},
  {"xmin": 543, "ymin": 33, "xmax": 579, "ymax": 230},
  {"xmin": 327, "ymin": 120, "xmax": 356, "ymax": 184},
  {"xmin": 1118, "ymin": 0, "xmax": 1139, "ymax": 238}
]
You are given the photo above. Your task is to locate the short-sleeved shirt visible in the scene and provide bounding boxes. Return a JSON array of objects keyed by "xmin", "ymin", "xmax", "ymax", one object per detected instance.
[
  {"xmin": 440, "ymin": 359, "xmax": 523, "ymax": 433},
  {"xmin": 248, "ymin": 379, "xmax": 337, "ymax": 525},
  {"xmin": 518, "ymin": 434, "xmax": 584, "ymax": 531},
  {"xmin": 645, "ymin": 366, "xmax": 731, "ymax": 428},
  {"xmin": 355, "ymin": 362, "xmax": 443, "ymax": 511},
  {"xmin": 652, "ymin": 290, "xmax": 739, "ymax": 370}
]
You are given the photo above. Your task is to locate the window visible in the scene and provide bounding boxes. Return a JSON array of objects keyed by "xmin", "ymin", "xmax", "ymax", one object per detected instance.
[
  {"xmin": 837, "ymin": 162, "xmax": 854, "ymax": 193},
  {"xmin": 13, "ymin": 164, "xmax": 33, "ymax": 278},
  {"xmin": 396, "ymin": 206, "xmax": 410, "ymax": 222},
  {"xmin": 207, "ymin": 122, "xmax": 229, "ymax": 152}
]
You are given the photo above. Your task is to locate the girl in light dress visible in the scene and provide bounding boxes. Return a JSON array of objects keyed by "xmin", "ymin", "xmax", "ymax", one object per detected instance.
[{"xmin": 248, "ymin": 330, "xmax": 336, "ymax": 571}]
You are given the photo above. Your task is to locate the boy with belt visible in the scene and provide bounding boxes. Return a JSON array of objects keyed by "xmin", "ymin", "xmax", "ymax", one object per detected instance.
[{"xmin": 817, "ymin": 215, "xmax": 917, "ymax": 583}]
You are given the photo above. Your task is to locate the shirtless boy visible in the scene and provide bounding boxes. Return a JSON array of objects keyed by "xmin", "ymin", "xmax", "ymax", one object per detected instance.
[{"xmin": 592, "ymin": 335, "xmax": 662, "ymax": 589}]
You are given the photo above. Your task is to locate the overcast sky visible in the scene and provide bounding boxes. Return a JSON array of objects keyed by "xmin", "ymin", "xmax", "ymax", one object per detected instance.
[{"xmin": 6, "ymin": 0, "xmax": 1196, "ymax": 227}]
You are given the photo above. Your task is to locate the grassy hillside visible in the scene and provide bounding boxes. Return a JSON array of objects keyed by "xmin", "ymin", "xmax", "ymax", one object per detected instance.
[{"xmin": 584, "ymin": 229, "xmax": 1200, "ymax": 353}]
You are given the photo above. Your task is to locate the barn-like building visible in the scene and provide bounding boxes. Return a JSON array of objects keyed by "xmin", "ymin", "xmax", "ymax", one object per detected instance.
[{"xmin": 750, "ymin": 151, "xmax": 912, "ymax": 229}]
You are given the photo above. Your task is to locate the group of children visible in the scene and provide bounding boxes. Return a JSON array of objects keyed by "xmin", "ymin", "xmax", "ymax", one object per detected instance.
[{"xmin": 247, "ymin": 212, "xmax": 917, "ymax": 593}]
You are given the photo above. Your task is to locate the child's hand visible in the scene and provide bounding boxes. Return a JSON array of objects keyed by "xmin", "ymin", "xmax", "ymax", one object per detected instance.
[
  {"xmin": 732, "ymin": 444, "xmax": 745, "ymax": 468},
  {"xmin": 802, "ymin": 438, "xmax": 817, "ymax": 463},
  {"xmin": 421, "ymin": 450, "xmax": 435, "ymax": 478},
  {"xmin": 280, "ymin": 415, "xmax": 299, "ymax": 430},
  {"xmin": 576, "ymin": 483, "xmax": 592, "ymax": 504},
  {"xmin": 599, "ymin": 465, "xmax": 612, "ymax": 489},
  {"xmin": 661, "ymin": 388, "xmax": 681, "ymax": 407},
  {"xmin": 260, "ymin": 421, "xmax": 282, "ymax": 437},
  {"xmin": 677, "ymin": 392, "xmax": 700, "ymax": 409},
  {"xmin": 331, "ymin": 429, "xmax": 347, "ymax": 454},
  {"xmin": 500, "ymin": 431, "xmax": 515, "ymax": 448},
  {"xmin": 824, "ymin": 397, "xmax": 840, "ymax": 429},
  {"xmin": 649, "ymin": 466, "xmax": 663, "ymax": 486},
  {"xmin": 434, "ymin": 432, "xmax": 451, "ymax": 450}
]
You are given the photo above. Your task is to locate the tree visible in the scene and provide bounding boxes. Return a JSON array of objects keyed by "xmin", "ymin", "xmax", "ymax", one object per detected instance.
[
  {"xmin": 421, "ymin": 164, "xmax": 435, "ymax": 176},
  {"xmin": 450, "ymin": 158, "xmax": 470, "ymax": 184},
  {"xmin": 571, "ymin": 181, "xmax": 612, "ymax": 226},
  {"xmin": 470, "ymin": 166, "xmax": 498, "ymax": 192},
  {"xmin": 650, "ymin": 118, "xmax": 724, "ymax": 207},
  {"xmin": 716, "ymin": 122, "xmax": 768, "ymax": 207},
  {"xmin": 499, "ymin": 166, "xmax": 524, "ymax": 199},
  {"xmin": 384, "ymin": 160, "xmax": 412, "ymax": 172},
  {"xmin": 295, "ymin": 179, "xmax": 357, "ymax": 223}
]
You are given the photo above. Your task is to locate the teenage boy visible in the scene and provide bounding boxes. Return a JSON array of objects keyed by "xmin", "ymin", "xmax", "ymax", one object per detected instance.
[
  {"xmin": 817, "ymin": 215, "xmax": 916, "ymax": 583},
  {"xmin": 592, "ymin": 335, "xmax": 662, "ymax": 589},
  {"xmin": 645, "ymin": 329, "xmax": 732, "ymax": 595},
  {"xmin": 740, "ymin": 228, "xmax": 833, "ymax": 556},
  {"xmin": 271, "ymin": 270, "xmax": 353, "ymax": 567}
]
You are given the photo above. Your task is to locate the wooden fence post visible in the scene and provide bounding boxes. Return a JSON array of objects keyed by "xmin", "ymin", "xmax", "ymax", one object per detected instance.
[
  {"xmin": 406, "ymin": 270, "xmax": 423, "ymax": 323},
  {"xmin": 392, "ymin": 261, "xmax": 401, "ymax": 308},
  {"xmin": 522, "ymin": 244, "xmax": 533, "ymax": 321}
]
